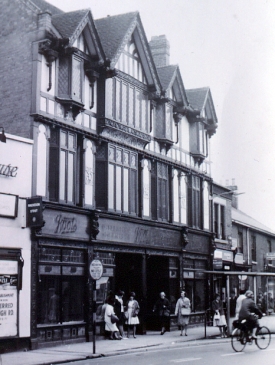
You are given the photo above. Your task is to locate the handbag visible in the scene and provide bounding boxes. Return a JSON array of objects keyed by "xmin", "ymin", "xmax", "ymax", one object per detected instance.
[
  {"xmin": 163, "ymin": 309, "xmax": 170, "ymax": 317},
  {"xmin": 111, "ymin": 313, "xmax": 119, "ymax": 324},
  {"xmin": 213, "ymin": 311, "xmax": 220, "ymax": 320},
  {"xmin": 124, "ymin": 311, "xmax": 129, "ymax": 319},
  {"xmin": 181, "ymin": 307, "xmax": 191, "ymax": 315}
]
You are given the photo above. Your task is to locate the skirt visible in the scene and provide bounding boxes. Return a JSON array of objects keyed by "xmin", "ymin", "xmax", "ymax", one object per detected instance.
[
  {"xmin": 214, "ymin": 314, "xmax": 227, "ymax": 327},
  {"xmin": 178, "ymin": 313, "xmax": 189, "ymax": 326}
]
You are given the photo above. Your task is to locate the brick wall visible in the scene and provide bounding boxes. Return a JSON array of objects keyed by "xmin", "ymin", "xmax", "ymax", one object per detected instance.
[{"xmin": 0, "ymin": 0, "xmax": 39, "ymax": 138}]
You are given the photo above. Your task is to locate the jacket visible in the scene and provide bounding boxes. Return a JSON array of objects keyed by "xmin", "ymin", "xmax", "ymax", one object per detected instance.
[{"xmin": 239, "ymin": 297, "xmax": 263, "ymax": 320}]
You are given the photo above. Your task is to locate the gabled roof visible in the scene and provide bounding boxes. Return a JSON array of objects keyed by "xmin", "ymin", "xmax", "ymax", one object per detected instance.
[
  {"xmin": 157, "ymin": 64, "xmax": 188, "ymax": 105},
  {"xmin": 95, "ymin": 12, "xmax": 161, "ymax": 93},
  {"xmin": 30, "ymin": 0, "xmax": 63, "ymax": 15},
  {"xmin": 50, "ymin": 10, "xmax": 104, "ymax": 61},
  {"xmin": 186, "ymin": 87, "xmax": 210, "ymax": 111},
  {"xmin": 95, "ymin": 12, "xmax": 138, "ymax": 62},
  {"xmin": 186, "ymin": 87, "xmax": 218, "ymax": 134},
  {"xmin": 52, "ymin": 10, "xmax": 90, "ymax": 40},
  {"xmin": 232, "ymin": 207, "xmax": 275, "ymax": 236}
]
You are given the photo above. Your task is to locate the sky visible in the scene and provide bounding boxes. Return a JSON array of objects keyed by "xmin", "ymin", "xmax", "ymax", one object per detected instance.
[{"xmin": 46, "ymin": 0, "xmax": 275, "ymax": 230}]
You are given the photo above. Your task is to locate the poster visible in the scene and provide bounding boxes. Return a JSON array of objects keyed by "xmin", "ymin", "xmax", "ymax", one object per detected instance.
[{"xmin": 0, "ymin": 260, "xmax": 18, "ymax": 337}]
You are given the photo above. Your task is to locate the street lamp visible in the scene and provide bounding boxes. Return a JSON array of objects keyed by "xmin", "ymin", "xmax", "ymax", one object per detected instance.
[{"xmin": 0, "ymin": 127, "xmax": 6, "ymax": 143}]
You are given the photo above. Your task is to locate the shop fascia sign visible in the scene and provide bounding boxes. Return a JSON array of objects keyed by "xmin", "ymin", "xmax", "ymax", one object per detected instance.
[
  {"xmin": 0, "ymin": 163, "xmax": 18, "ymax": 177},
  {"xmin": 214, "ymin": 249, "xmax": 233, "ymax": 262}
]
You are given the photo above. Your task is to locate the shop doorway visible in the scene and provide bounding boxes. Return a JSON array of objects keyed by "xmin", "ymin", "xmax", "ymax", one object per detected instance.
[{"xmin": 115, "ymin": 253, "xmax": 143, "ymax": 300}]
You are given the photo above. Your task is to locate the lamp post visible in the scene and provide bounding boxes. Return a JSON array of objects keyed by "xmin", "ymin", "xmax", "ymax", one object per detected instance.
[{"xmin": 0, "ymin": 127, "xmax": 6, "ymax": 143}]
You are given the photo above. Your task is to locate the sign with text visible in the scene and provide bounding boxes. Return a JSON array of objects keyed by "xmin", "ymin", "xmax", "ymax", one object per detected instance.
[
  {"xmin": 266, "ymin": 252, "xmax": 275, "ymax": 260},
  {"xmin": 41, "ymin": 209, "xmax": 89, "ymax": 240},
  {"xmin": 89, "ymin": 260, "xmax": 103, "ymax": 280},
  {"xmin": 26, "ymin": 196, "xmax": 43, "ymax": 227},
  {"xmin": 0, "ymin": 289, "xmax": 17, "ymax": 337}
]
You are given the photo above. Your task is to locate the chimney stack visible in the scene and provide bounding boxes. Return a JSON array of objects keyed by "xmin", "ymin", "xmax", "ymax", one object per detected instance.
[{"xmin": 149, "ymin": 35, "xmax": 170, "ymax": 67}]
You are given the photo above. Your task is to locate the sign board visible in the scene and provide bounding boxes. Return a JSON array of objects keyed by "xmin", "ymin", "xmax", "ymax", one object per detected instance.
[
  {"xmin": 0, "ymin": 193, "xmax": 18, "ymax": 218},
  {"xmin": 213, "ymin": 258, "xmax": 223, "ymax": 270},
  {"xmin": 266, "ymin": 252, "xmax": 275, "ymax": 260},
  {"xmin": 26, "ymin": 196, "xmax": 43, "ymax": 227},
  {"xmin": 89, "ymin": 260, "xmax": 103, "ymax": 280}
]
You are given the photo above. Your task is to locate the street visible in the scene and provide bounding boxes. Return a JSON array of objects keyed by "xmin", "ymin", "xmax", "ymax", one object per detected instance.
[{"xmin": 62, "ymin": 338, "xmax": 275, "ymax": 365}]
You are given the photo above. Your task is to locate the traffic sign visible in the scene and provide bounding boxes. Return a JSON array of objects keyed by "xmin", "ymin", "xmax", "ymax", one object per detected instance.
[{"xmin": 89, "ymin": 259, "xmax": 103, "ymax": 280}]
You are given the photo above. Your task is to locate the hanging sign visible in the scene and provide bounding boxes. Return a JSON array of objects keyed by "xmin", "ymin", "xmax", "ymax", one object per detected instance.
[
  {"xmin": 89, "ymin": 259, "xmax": 103, "ymax": 280},
  {"xmin": 26, "ymin": 196, "xmax": 43, "ymax": 227}
]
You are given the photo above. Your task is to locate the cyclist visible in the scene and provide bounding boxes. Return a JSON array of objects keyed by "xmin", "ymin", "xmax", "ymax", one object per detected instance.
[{"xmin": 238, "ymin": 290, "xmax": 263, "ymax": 339}]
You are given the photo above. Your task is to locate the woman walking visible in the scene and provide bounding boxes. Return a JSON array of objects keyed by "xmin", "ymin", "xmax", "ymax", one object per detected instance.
[
  {"xmin": 153, "ymin": 292, "xmax": 170, "ymax": 335},
  {"xmin": 175, "ymin": 290, "xmax": 191, "ymax": 336},
  {"xmin": 125, "ymin": 292, "xmax": 140, "ymax": 338}
]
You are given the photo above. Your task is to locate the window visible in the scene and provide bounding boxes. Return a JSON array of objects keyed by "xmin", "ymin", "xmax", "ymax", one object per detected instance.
[
  {"xmin": 95, "ymin": 144, "xmax": 138, "ymax": 214},
  {"xmin": 213, "ymin": 203, "xmax": 225, "ymax": 239},
  {"xmin": 251, "ymin": 235, "xmax": 257, "ymax": 262},
  {"xmin": 106, "ymin": 77, "xmax": 150, "ymax": 133},
  {"xmin": 37, "ymin": 248, "xmax": 85, "ymax": 325},
  {"xmin": 49, "ymin": 128, "xmax": 80, "ymax": 204},
  {"xmin": 116, "ymin": 38, "xmax": 146, "ymax": 83},
  {"xmin": 238, "ymin": 231, "xmax": 243, "ymax": 254},
  {"xmin": 268, "ymin": 240, "xmax": 272, "ymax": 253},
  {"xmin": 151, "ymin": 162, "xmax": 169, "ymax": 221},
  {"xmin": 203, "ymin": 181, "xmax": 210, "ymax": 230},
  {"xmin": 188, "ymin": 175, "xmax": 202, "ymax": 228}
]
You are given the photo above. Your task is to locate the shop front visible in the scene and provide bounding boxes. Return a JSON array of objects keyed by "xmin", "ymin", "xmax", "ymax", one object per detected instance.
[
  {"xmin": 30, "ymin": 205, "xmax": 92, "ymax": 349},
  {"xmin": 93, "ymin": 216, "xmax": 211, "ymax": 332},
  {"xmin": 0, "ymin": 134, "xmax": 33, "ymax": 351}
]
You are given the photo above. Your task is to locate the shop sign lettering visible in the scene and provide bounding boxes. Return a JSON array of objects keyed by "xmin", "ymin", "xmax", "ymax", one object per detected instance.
[
  {"xmin": 0, "ymin": 289, "xmax": 17, "ymax": 337},
  {"xmin": 55, "ymin": 214, "xmax": 77, "ymax": 234},
  {"xmin": 0, "ymin": 164, "xmax": 18, "ymax": 177}
]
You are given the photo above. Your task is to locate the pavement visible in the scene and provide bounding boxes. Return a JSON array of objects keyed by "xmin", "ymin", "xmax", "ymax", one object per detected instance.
[{"xmin": 1, "ymin": 314, "xmax": 275, "ymax": 365}]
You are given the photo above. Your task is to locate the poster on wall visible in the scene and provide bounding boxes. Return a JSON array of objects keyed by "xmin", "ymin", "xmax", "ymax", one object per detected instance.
[{"xmin": 0, "ymin": 260, "xmax": 18, "ymax": 337}]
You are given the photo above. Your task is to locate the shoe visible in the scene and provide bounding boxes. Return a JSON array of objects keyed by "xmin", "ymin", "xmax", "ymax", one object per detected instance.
[
  {"xmin": 133, "ymin": 336, "xmax": 136, "ymax": 338},
  {"xmin": 252, "ymin": 335, "xmax": 257, "ymax": 340},
  {"xmin": 160, "ymin": 332, "xmax": 164, "ymax": 335},
  {"xmin": 180, "ymin": 333, "xmax": 183, "ymax": 336},
  {"xmin": 185, "ymin": 333, "xmax": 188, "ymax": 336}
]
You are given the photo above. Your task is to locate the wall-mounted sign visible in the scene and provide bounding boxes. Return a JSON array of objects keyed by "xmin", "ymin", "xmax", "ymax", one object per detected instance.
[
  {"xmin": 0, "ymin": 260, "xmax": 18, "ymax": 337},
  {"xmin": 0, "ymin": 193, "xmax": 18, "ymax": 218},
  {"xmin": 266, "ymin": 252, "xmax": 275, "ymax": 260},
  {"xmin": 26, "ymin": 196, "xmax": 43, "ymax": 227},
  {"xmin": 41, "ymin": 209, "xmax": 90, "ymax": 240},
  {"xmin": 213, "ymin": 258, "xmax": 223, "ymax": 270}
]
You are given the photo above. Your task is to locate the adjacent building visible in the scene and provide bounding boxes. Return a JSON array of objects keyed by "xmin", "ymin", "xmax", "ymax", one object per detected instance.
[{"xmin": 0, "ymin": 133, "xmax": 33, "ymax": 350}]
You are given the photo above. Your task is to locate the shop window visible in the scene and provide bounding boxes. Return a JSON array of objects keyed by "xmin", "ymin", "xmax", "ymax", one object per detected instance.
[
  {"xmin": 183, "ymin": 259, "xmax": 206, "ymax": 312},
  {"xmin": 151, "ymin": 161, "xmax": 169, "ymax": 221},
  {"xmin": 37, "ymin": 248, "xmax": 85, "ymax": 325}
]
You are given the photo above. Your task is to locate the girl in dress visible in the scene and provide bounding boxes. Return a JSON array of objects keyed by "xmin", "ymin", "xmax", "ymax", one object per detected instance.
[{"xmin": 125, "ymin": 292, "xmax": 140, "ymax": 338}]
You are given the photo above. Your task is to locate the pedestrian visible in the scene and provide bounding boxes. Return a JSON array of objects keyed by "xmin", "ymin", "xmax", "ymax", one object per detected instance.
[
  {"xmin": 114, "ymin": 290, "xmax": 127, "ymax": 339},
  {"xmin": 125, "ymin": 292, "xmax": 140, "ymax": 338},
  {"xmin": 175, "ymin": 290, "xmax": 191, "ymax": 336},
  {"xmin": 235, "ymin": 289, "xmax": 246, "ymax": 319},
  {"xmin": 212, "ymin": 293, "xmax": 227, "ymax": 338},
  {"xmin": 104, "ymin": 295, "xmax": 121, "ymax": 340},
  {"xmin": 153, "ymin": 292, "xmax": 170, "ymax": 335}
]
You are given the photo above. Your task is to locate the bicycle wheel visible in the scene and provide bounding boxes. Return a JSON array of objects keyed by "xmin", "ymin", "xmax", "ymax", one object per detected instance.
[
  {"xmin": 256, "ymin": 326, "xmax": 271, "ymax": 350},
  {"xmin": 231, "ymin": 328, "xmax": 246, "ymax": 352}
]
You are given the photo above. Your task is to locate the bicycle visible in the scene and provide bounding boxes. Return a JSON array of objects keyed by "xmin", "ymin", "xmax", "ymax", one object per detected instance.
[{"xmin": 231, "ymin": 317, "xmax": 271, "ymax": 352}]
